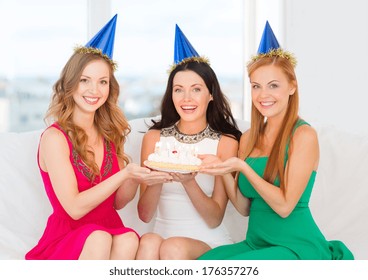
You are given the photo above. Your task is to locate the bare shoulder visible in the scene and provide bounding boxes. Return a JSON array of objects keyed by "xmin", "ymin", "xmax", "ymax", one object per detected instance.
[
  {"xmin": 293, "ymin": 124, "xmax": 318, "ymax": 146},
  {"xmin": 239, "ymin": 130, "xmax": 250, "ymax": 146},
  {"xmin": 141, "ymin": 129, "xmax": 161, "ymax": 162},
  {"xmin": 290, "ymin": 124, "xmax": 319, "ymax": 158},
  {"xmin": 142, "ymin": 129, "xmax": 161, "ymax": 143},
  {"xmin": 219, "ymin": 134, "xmax": 239, "ymax": 147},
  {"xmin": 218, "ymin": 134, "xmax": 239, "ymax": 159},
  {"xmin": 39, "ymin": 127, "xmax": 70, "ymax": 171},
  {"xmin": 238, "ymin": 130, "xmax": 250, "ymax": 154},
  {"xmin": 40, "ymin": 126, "xmax": 68, "ymax": 149},
  {"xmin": 239, "ymin": 130, "xmax": 249, "ymax": 147}
]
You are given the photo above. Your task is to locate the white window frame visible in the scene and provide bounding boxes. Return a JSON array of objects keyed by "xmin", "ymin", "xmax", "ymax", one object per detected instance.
[{"xmin": 87, "ymin": 0, "xmax": 112, "ymax": 37}]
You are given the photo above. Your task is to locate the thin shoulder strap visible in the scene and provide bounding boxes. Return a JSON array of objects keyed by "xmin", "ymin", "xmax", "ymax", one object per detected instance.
[
  {"xmin": 37, "ymin": 123, "xmax": 73, "ymax": 170},
  {"xmin": 285, "ymin": 119, "xmax": 310, "ymax": 163},
  {"xmin": 49, "ymin": 123, "xmax": 73, "ymax": 151},
  {"xmin": 292, "ymin": 119, "xmax": 310, "ymax": 134}
]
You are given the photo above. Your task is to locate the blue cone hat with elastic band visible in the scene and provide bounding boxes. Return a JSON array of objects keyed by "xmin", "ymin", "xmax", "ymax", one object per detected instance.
[
  {"xmin": 257, "ymin": 21, "xmax": 280, "ymax": 54},
  {"xmin": 174, "ymin": 24, "xmax": 200, "ymax": 64},
  {"xmin": 85, "ymin": 14, "xmax": 117, "ymax": 60}
]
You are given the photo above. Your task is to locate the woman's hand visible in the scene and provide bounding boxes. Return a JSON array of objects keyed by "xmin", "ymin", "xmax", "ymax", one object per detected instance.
[
  {"xmin": 199, "ymin": 155, "xmax": 241, "ymax": 175},
  {"xmin": 124, "ymin": 163, "xmax": 173, "ymax": 185},
  {"xmin": 198, "ymin": 154, "xmax": 222, "ymax": 165},
  {"xmin": 169, "ymin": 172, "xmax": 197, "ymax": 183}
]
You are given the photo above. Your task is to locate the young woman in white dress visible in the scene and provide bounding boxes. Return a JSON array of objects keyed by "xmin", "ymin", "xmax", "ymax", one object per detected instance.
[{"xmin": 135, "ymin": 54, "xmax": 242, "ymax": 259}]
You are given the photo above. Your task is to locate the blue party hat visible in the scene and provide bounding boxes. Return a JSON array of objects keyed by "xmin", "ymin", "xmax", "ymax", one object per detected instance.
[
  {"xmin": 85, "ymin": 14, "xmax": 117, "ymax": 60},
  {"xmin": 174, "ymin": 24, "xmax": 199, "ymax": 64},
  {"xmin": 74, "ymin": 14, "xmax": 118, "ymax": 70},
  {"xmin": 170, "ymin": 24, "xmax": 209, "ymax": 72},
  {"xmin": 257, "ymin": 21, "xmax": 280, "ymax": 54},
  {"xmin": 249, "ymin": 21, "xmax": 297, "ymax": 67}
]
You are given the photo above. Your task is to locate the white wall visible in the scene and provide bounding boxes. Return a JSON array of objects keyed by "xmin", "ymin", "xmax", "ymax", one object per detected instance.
[
  {"xmin": 243, "ymin": 0, "xmax": 368, "ymax": 136},
  {"xmin": 284, "ymin": 0, "xmax": 368, "ymax": 136}
]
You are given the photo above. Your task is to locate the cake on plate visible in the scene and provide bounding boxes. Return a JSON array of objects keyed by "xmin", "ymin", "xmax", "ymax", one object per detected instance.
[{"xmin": 144, "ymin": 141, "xmax": 201, "ymax": 173}]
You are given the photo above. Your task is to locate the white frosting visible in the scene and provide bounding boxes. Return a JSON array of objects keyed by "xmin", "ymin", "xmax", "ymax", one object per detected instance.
[{"xmin": 148, "ymin": 141, "xmax": 202, "ymax": 166}]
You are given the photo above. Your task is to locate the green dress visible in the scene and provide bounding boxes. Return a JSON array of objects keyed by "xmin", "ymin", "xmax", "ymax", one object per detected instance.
[{"xmin": 198, "ymin": 120, "xmax": 354, "ymax": 260}]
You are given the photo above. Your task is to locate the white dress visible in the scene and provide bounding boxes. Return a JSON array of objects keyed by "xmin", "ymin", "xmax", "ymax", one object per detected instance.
[{"xmin": 152, "ymin": 124, "xmax": 233, "ymax": 248}]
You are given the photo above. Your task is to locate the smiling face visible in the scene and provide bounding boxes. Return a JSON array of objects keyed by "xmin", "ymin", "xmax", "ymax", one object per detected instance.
[
  {"xmin": 250, "ymin": 64, "xmax": 296, "ymax": 121},
  {"xmin": 72, "ymin": 59, "xmax": 110, "ymax": 117},
  {"xmin": 172, "ymin": 70, "xmax": 213, "ymax": 126}
]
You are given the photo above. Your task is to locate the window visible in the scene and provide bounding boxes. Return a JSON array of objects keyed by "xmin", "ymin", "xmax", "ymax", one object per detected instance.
[
  {"xmin": 111, "ymin": 0, "xmax": 244, "ymax": 120},
  {"xmin": 0, "ymin": 0, "xmax": 87, "ymax": 132},
  {"xmin": 0, "ymin": 0, "xmax": 244, "ymax": 132}
]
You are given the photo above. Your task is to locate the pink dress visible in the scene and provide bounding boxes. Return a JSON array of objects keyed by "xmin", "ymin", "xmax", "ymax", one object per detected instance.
[{"xmin": 25, "ymin": 123, "xmax": 138, "ymax": 260}]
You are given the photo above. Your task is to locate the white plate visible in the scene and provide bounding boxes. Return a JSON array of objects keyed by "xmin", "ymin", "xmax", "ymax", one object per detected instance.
[{"xmin": 144, "ymin": 161, "xmax": 199, "ymax": 174}]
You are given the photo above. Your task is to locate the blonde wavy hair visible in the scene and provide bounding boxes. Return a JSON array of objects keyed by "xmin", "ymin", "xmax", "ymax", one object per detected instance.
[
  {"xmin": 243, "ymin": 56, "xmax": 299, "ymax": 188},
  {"xmin": 45, "ymin": 52, "xmax": 130, "ymax": 180}
]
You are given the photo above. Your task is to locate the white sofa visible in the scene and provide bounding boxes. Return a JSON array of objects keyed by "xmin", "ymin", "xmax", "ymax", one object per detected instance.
[{"xmin": 0, "ymin": 117, "xmax": 367, "ymax": 260}]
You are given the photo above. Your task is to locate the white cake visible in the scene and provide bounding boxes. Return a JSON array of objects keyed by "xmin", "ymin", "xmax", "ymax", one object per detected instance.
[{"xmin": 145, "ymin": 141, "xmax": 202, "ymax": 172}]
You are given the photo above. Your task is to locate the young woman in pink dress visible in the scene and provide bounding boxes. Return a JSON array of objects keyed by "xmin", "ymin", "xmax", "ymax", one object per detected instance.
[{"xmin": 25, "ymin": 15, "xmax": 172, "ymax": 260}]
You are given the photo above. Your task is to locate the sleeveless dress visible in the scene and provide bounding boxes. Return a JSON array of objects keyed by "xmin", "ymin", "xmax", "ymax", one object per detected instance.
[
  {"xmin": 198, "ymin": 120, "xmax": 354, "ymax": 260},
  {"xmin": 25, "ymin": 123, "xmax": 138, "ymax": 260},
  {"xmin": 152, "ymin": 124, "xmax": 232, "ymax": 248}
]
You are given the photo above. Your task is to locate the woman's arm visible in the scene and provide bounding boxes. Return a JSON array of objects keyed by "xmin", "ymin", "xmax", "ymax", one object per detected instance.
[
  {"xmin": 115, "ymin": 132, "xmax": 173, "ymax": 210},
  {"xmin": 114, "ymin": 177, "xmax": 138, "ymax": 210},
  {"xmin": 114, "ymin": 143, "xmax": 139, "ymax": 209},
  {"xmin": 40, "ymin": 128, "xmax": 150, "ymax": 220},
  {"xmin": 204, "ymin": 125, "xmax": 319, "ymax": 218},
  {"xmin": 137, "ymin": 129, "xmax": 165, "ymax": 223},
  {"xmin": 241, "ymin": 125, "xmax": 319, "ymax": 217},
  {"xmin": 200, "ymin": 132, "xmax": 251, "ymax": 216},
  {"xmin": 179, "ymin": 135, "xmax": 239, "ymax": 228}
]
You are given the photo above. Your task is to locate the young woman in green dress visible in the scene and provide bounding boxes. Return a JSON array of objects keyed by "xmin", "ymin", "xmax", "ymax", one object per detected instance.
[{"xmin": 197, "ymin": 21, "xmax": 354, "ymax": 260}]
